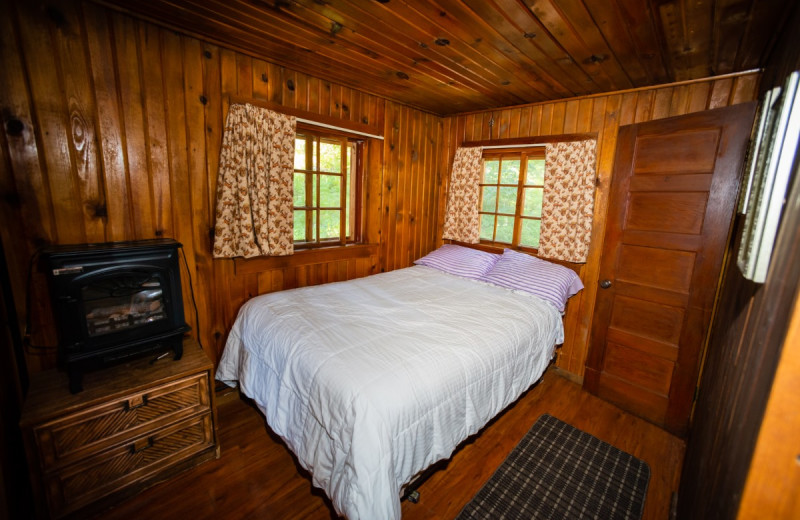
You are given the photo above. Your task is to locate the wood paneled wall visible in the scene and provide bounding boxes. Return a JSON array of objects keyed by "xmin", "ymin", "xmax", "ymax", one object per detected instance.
[
  {"xmin": 439, "ymin": 72, "xmax": 760, "ymax": 377},
  {"xmin": 0, "ymin": 0, "xmax": 761, "ymax": 384},
  {"xmin": 0, "ymin": 0, "xmax": 442, "ymax": 373},
  {"xmin": 679, "ymin": 3, "xmax": 800, "ymax": 517}
]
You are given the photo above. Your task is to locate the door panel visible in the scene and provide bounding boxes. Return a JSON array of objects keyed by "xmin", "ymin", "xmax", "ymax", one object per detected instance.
[
  {"xmin": 584, "ymin": 103, "xmax": 756, "ymax": 437},
  {"xmin": 597, "ymin": 373, "xmax": 669, "ymax": 424},
  {"xmin": 633, "ymin": 130, "xmax": 721, "ymax": 174},
  {"xmin": 609, "ymin": 295, "xmax": 685, "ymax": 347},
  {"xmin": 603, "ymin": 342, "xmax": 674, "ymax": 394},
  {"xmin": 626, "ymin": 191, "xmax": 708, "ymax": 234},
  {"xmin": 616, "ymin": 245, "xmax": 696, "ymax": 292},
  {"xmin": 629, "ymin": 173, "xmax": 713, "ymax": 192},
  {"xmin": 606, "ymin": 328, "xmax": 678, "ymax": 362}
]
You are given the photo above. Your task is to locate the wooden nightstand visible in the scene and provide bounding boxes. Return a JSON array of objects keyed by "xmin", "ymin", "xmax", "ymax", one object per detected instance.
[{"xmin": 20, "ymin": 339, "xmax": 219, "ymax": 519}]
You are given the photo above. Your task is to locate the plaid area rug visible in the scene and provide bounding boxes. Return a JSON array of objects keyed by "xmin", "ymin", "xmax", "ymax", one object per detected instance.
[{"xmin": 456, "ymin": 414, "xmax": 650, "ymax": 520}]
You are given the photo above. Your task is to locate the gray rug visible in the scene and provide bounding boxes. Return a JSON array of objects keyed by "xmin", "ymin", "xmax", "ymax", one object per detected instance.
[{"xmin": 456, "ymin": 414, "xmax": 650, "ymax": 519}]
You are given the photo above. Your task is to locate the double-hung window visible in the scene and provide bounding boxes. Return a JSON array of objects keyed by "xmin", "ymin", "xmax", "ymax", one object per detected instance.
[
  {"xmin": 293, "ymin": 126, "xmax": 363, "ymax": 247},
  {"xmin": 479, "ymin": 147, "xmax": 545, "ymax": 250}
]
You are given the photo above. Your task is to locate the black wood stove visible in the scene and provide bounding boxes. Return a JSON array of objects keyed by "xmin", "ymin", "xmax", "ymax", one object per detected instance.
[{"xmin": 42, "ymin": 239, "xmax": 189, "ymax": 393}]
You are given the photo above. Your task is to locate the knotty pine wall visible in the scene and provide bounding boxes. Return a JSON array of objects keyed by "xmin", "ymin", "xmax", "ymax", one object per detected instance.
[
  {"xmin": 0, "ymin": 0, "xmax": 443, "ymax": 373},
  {"xmin": 438, "ymin": 72, "xmax": 760, "ymax": 378},
  {"xmin": 680, "ymin": 4, "xmax": 800, "ymax": 516},
  {"xmin": 0, "ymin": 0, "xmax": 761, "ymax": 383}
]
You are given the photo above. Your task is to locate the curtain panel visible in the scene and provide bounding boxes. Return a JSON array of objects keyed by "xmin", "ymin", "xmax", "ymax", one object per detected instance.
[
  {"xmin": 442, "ymin": 146, "xmax": 484, "ymax": 243},
  {"xmin": 213, "ymin": 103, "xmax": 296, "ymax": 258},
  {"xmin": 539, "ymin": 140, "xmax": 597, "ymax": 263}
]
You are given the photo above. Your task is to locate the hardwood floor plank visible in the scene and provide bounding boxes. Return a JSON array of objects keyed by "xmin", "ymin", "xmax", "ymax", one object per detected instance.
[{"xmin": 95, "ymin": 370, "xmax": 683, "ymax": 519}]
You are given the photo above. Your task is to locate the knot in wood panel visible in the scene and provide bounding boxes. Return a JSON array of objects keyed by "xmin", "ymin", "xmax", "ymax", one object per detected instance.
[
  {"xmin": 5, "ymin": 118, "xmax": 24, "ymax": 136},
  {"xmin": 584, "ymin": 54, "xmax": 607, "ymax": 64}
]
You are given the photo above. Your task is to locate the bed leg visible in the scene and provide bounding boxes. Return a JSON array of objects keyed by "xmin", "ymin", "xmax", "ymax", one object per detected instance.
[{"xmin": 406, "ymin": 490, "xmax": 420, "ymax": 503}]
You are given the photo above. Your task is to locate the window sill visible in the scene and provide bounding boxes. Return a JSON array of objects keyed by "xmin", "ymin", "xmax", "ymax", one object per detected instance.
[{"xmin": 233, "ymin": 243, "xmax": 378, "ymax": 274}]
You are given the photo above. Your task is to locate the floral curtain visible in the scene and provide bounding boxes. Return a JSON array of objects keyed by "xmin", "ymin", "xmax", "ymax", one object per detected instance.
[
  {"xmin": 539, "ymin": 139, "xmax": 597, "ymax": 263},
  {"xmin": 442, "ymin": 146, "xmax": 484, "ymax": 243},
  {"xmin": 213, "ymin": 103, "xmax": 296, "ymax": 258}
]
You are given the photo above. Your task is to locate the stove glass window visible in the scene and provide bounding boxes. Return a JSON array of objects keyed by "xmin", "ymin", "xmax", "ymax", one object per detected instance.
[{"xmin": 81, "ymin": 273, "xmax": 167, "ymax": 337}]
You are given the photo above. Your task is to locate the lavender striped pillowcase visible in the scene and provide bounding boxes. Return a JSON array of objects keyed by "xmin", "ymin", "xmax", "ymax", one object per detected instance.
[
  {"xmin": 479, "ymin": 249, "xmax": 583, "ymax": 312},
  {"xmin": 414, "ymin": 244, "xmax": 500, "ymax": 279}
]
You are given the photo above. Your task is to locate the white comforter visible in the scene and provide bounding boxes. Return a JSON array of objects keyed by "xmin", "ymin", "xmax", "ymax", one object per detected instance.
[{"xmin": 216, "ymin": 265, "xmax": 563, "ymax": 519}]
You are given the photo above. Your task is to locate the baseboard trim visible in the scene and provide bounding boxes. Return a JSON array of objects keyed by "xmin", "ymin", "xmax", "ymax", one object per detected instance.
[{"xmin": 551, "ymin": 366, "xmax": 584, "ymax": 386}]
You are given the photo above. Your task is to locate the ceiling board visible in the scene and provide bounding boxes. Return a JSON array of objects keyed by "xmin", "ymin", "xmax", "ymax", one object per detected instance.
[{"xmin": 94, "ymin": 0, "xmax": 792, "ymax": 115}]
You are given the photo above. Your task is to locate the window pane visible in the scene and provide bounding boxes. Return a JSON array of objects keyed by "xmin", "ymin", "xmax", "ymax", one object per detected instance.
[
  {"xmin": 293, "ymin": 210, "xmax": 306, "ymax": 241},
  {"xmin": 320, "ymin": 174, "xmax": 341, "ymax": 207},
  {"xmin": 526, "ymin": 158, "xmax": 545, "ymax": 185},
  {"xmin": 522, "ymin": 187, "xmax": 543, "ymax": 217},
  {"xmin": 294, "ymin": 138, "xmax": 307, "ymax": 169},
  {"xmin": 520, "ymin": 218, "xmax": 541, "ymax": 248},
  {"xmin": 480, "ymin": 214, "xmax": 495, "ymax": 241},
  {"xmin": 320, "ymin": 140, "xmax": 341, "ymax": 173},
  {"xmin": 292, "ymin": 129, "xmax": 362, "ymax": 245},
  {"xmin": 484, "ymin": 159, "xmax": 499, "ymax": 183},
  {"xmin": 312, "ymin": 177, "xmax": 318, "ymax": 207},
  {"xmin": 500, "ymin": 159, "xmax": 520, "ymax": 184},
  {"xmin": 346, "ymin": 146, "xmax": 352, "ymax": 236},
  {"xmin": 312, "ymin": 141, "xmax": 317, "ymax": 170},
  {"xmin": 496, "ymin": 215, "xmax": 514, "ymax": 243},
  {"xmin": 481, "ymin": 186, "xmax": 497, "ymax": 212},
  {"xmin": 498, "ymin": 187, "xmax": 518, "ymax": 214},
  {"xmin": 319, "ymin": 210, "xmax": 340, "ymax": 239},
  {"xmin": 293, "ymin": 172, "xmax": 306, "ymax": 207}
]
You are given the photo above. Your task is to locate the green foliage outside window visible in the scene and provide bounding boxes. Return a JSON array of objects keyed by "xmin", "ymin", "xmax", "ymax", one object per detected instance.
[
  {"xmin": 293, "ymin": 131, "xmax": 357, "ymax": 245},
  {"xmin": 479, "ymin": 150, "xmax": 545, "ymax": 249}
]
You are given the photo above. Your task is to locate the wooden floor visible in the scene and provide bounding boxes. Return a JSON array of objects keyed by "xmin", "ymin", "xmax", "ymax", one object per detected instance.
[{"xmin": 97, "ymin": 369, "xmax": 685, "ymax": 519}]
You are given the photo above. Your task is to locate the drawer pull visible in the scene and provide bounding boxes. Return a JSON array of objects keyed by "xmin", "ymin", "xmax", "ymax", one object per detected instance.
[
  {"xmin": 124, "ymin": 394, "xmax": 149, "ymax": 411},
  {"xmin": 129, "ymin": 436, "xmax": 154, "ymax": 455}
]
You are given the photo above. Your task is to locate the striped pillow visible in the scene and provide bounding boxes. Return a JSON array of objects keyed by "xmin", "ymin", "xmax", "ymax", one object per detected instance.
[
  {"xmin": 414, "ymin": 244, "xmax": 500, "ymax": 279},
  {"xmin": 479, "ymin": 249, "xmax": 583, "ymax": 312}
]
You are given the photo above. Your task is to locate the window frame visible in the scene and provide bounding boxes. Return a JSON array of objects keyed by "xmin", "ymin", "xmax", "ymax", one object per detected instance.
[
  {"xmin": 478, "ymin": 146, "xmax": 546, "ymax": 252},
  {"xmin": 293, "ymin": 124, "xmax": 365, "ymax": 249}
]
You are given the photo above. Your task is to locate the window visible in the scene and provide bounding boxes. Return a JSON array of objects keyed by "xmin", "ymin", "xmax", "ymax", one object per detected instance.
[
  {"xmin": 479, "ymin": 147, "xmax": 545, "ymax": 249},
  {"xmin": 293, "ymin": 126, "xmax": 362, "ymax": 247}
]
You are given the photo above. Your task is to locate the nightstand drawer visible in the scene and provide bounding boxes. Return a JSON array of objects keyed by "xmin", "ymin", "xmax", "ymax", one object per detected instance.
[
  {"xmin": 44, "ymin": 412, "xmax": 215, "ymax": 518},
  {"xmin": 34, "ymin": 372, "xmax": 210, "ymax": 469}
]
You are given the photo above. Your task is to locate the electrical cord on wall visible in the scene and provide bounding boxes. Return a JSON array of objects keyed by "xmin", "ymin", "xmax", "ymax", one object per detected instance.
[{"xmin": 178, "ymin": 245, "xmax": 204, "ymax": 351}]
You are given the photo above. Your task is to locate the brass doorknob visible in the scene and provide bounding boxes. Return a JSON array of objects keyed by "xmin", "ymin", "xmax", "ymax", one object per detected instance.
[{"xmin": 599, "ymin": 279, "xmax": 612, "ymax": 289}]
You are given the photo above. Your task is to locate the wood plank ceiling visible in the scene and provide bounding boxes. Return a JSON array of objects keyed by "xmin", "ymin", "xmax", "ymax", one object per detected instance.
[{"xmin": 95, "ymin": 0, "xmax": 792, "ymax": 115}]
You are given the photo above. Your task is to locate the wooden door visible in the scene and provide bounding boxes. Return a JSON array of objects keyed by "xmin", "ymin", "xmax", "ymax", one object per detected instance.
[{"xmin": 584, "ymin": 103, "xmax": 756, "ymax": 437}]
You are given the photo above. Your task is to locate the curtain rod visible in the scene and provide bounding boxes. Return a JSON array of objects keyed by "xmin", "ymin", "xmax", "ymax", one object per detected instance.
[
  {"xmin": 479, "ymin": 143, "xmax": 546, "ymax": 150},
  {"xmin": 227, "ymin": 94, "xmax": 384, "ymax": 140},
  {"xmin": 296, "ymin": 117, "xmax": 384, "ymax": 140},
  {"xmin": 462, "ymin": 132, "xmax": 596, "ymax": 148}
]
